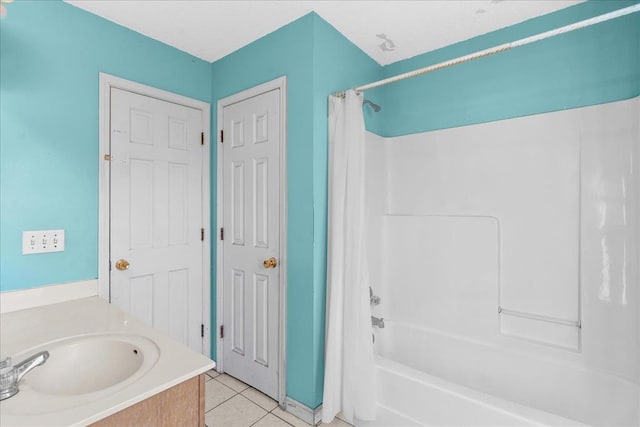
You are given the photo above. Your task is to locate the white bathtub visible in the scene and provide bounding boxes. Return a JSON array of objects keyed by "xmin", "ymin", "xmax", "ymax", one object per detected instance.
[
  {"xmin": 362, "ymin": 100, "xmax": 640, "ymax": 427},
  {"xmin": 361, "ymin": 321, "xmax": 639, "ymax": 427},
  {"xmin": 361, "ymin": 355, "xmax": 581, "ymax": 427}
]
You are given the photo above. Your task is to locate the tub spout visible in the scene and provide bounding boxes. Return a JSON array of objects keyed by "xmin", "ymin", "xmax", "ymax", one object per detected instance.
[{"xmin": 371, "ymin": 316, "xmax": 385, "ymax": 328}]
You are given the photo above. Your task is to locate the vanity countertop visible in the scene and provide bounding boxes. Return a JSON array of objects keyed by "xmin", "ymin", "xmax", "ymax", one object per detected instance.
[{"xmin": 0, "ymin": 296, "xmax": 215, "ymax": 426}]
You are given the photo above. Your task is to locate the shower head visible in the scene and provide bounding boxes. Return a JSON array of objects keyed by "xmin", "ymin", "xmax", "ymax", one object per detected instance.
[{"xmin": 364, "ymin": 99, "xmax": 381, "ymax": 112}]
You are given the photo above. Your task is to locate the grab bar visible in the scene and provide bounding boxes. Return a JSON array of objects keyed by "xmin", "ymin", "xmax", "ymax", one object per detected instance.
[{"xmin": 498, "ymin": 306, "xmax": 581, "ymax": 328}]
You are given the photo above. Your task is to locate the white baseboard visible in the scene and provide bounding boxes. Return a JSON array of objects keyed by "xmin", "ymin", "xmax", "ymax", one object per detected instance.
[
  {"xmin": 0, "ymin": 279, "xmax": 98, "ymax": 314},
  {"xmin": 284, "ymin": 397, "xmax": 323, "ymax": 426}
]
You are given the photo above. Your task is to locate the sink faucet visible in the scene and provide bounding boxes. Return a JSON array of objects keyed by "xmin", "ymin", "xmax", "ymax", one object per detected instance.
[{"xmin": 0, "ymin": 351, "xmax": 50, "ymax": 401}]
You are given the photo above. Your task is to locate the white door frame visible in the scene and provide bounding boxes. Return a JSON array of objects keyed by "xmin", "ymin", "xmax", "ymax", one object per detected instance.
[
  {"xmin": 98, "ymin": 72, "xmax": 212, "ymax": 357},
  {"xmin": 216, "ymin": 76, "xmax": 288, "ymax": 405}
]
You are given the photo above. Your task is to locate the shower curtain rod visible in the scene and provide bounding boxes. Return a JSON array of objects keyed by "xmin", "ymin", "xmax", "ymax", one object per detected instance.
[{"xmin": 333, "ymin": 4, "xmax": 640, "ymax": 97}]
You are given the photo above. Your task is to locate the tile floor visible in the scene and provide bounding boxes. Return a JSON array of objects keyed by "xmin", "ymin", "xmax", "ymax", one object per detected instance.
[{"xmin": 205, "ymin": 370, "xmax": 353, "ymax": 427}]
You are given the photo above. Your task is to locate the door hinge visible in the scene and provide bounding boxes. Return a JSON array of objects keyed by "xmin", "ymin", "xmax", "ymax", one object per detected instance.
[
  {"xmin": 201, "ymin": 132, "xmax": 204, "ymax": 146},
  {"xmin": 220, "ymin": 227, "xmax": 224, "ymax": 240},
  {"xmin": 220, "ymin": 325, "xmax": 224, "ymax": 339},
  {"xmin": 104, "ymin": 154, "xmax": 111, "ymax": 161},
  {"xmin": 201, "ymin": 228, "xmax": 205, "ymax": 241},
  {"xmin": 201, "ymin": 324, "xmax": 205, "ymax": 338},
  {"xmin": 220, "ymin": 129, "xmax": 224, "ymax": 143}
]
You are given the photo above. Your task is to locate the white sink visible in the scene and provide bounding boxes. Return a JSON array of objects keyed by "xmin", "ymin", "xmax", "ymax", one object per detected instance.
[
  {"xmin": 22, "ymin": 334, "xmax": 158, "ymax": 395},
  {"xmin": 0, "ymin": 298, "xmax": 214, "ymax": 426},
  {"xmin": 4, "ymin": 334, "xmax": 159, "ymax": 415}
]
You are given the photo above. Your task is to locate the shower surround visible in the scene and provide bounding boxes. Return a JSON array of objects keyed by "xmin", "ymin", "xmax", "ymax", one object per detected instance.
[{"xmin": 363, "ymin": 97, "xmax": 640, "ymax": 426}]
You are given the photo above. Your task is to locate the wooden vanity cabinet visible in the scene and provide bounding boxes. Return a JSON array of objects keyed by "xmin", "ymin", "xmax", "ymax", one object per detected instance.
[{"xmin": 90, "ymin": 374, "xmax": 205, "ymax": 427}]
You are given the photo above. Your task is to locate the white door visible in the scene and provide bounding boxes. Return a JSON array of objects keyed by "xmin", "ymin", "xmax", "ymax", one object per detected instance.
[
  {"xmin": 110, "ymin": 87, "xmax": 204, "ymax": 353},
  {"xmin": 222, "ymin": 88, "xmax": 281, "ymax": 399}
]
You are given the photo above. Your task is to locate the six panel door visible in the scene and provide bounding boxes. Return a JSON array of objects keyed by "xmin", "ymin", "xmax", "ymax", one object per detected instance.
[
  {"xmin": 110, "ymin": 88, "xmax": 204, "ymax": 353},
  {"xmin": 222, "ymin": 88, "xmax": 281, "ymax": 399}
]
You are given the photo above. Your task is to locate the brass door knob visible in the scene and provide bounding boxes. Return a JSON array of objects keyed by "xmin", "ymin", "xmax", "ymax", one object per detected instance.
[
  {"xmin": 115, "ymin": 259, "xmax": 130, "ymax": 271},
  {"xmin": 263, "ymin": 257, "xmax": 277, "ymax": 269}
]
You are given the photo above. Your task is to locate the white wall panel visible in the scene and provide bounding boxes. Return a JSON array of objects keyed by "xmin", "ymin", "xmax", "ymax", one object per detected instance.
[
  {"xmin": 368, "ymin": 97, "xmax": 639, "ymax": 385},
  {"xmin": 365, "ymin": 132, "xmax": 388, "ymax": 316},
  {"xmin": 383, "ymin": 215, "xmax": 499, "ymax": 341},
  {"xmin": 578, "ymin": 98, "xmax": 640, "ymax": 380},
  {"xmin": 387, "ymin": 114, "xmax": 580, "ymax": 332}
]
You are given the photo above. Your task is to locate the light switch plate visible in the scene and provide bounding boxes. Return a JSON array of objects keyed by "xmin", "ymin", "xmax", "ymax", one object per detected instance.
[{"xmin": 22, "ymin": 230, "xmax": 65, "ymax": 254}]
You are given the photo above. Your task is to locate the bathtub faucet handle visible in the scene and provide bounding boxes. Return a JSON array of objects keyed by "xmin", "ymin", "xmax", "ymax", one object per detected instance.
[
  {"xmin": 369, "ymin": 286, "xmax": 381, "ymax": 306},
  {"xmin": 371, "ymin": 316, "xmax": 385, "ymax": 329}
]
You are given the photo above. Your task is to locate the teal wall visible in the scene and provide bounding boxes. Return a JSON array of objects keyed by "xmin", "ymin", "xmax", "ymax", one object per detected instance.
[
  {"xmin": 380, "ymin": 0, "xmax": 640, "ymax": 137},
  {"xmin": 0, "ymin": 1, "xmax": 211, "ymax": 290},
  {"xmin": 210, "ymin": 13, "xmax": 381, "ymax": 408}
]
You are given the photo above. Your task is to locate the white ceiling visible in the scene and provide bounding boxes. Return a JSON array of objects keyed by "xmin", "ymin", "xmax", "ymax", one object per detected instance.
[{"xmin": 66, "ymin": 0, "xmax": 583, "ymax": 66}]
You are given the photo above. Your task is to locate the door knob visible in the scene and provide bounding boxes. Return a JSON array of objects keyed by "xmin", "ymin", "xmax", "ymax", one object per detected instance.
[
  {"xmin": 263, "ymin": 257, "xmax": 277, "ymax": 269},
  {"xmin": 115, "ymin": 259, "xmax": 130, "ymax": 271}
]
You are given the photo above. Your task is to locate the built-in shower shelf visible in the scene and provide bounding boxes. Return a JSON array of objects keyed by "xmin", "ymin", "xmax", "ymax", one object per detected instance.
[
  {"xmin": 498, "ymin": 306, "xmax": 581, "ymax": 328},
  {"xmin": 499, "ymin": 306, "xmax": 581, "ymax": 350}
]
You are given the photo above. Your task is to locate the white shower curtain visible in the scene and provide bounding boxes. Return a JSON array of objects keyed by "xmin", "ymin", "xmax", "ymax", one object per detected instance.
[{"xmin": 322, "ymin": 90, "xmax": 376, "ymax": 424}]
